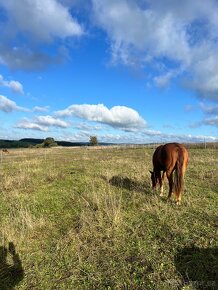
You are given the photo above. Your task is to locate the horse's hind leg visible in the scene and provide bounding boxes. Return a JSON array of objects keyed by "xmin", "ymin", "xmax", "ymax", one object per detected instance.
[
  {"xmin": 175, "ymin": 192, "xmax": 182, "ymax": 205},
  {"xmin": 166, "ymin": 171, "xmax": 173, "ymax": 200}
]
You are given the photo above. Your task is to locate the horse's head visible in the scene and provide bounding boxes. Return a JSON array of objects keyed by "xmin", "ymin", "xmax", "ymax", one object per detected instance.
[{"xmin": 149, "ymin": 170, "xmax": 157, "ymax": 189}]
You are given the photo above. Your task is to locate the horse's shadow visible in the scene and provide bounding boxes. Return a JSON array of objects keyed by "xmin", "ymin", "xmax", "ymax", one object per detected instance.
[
  {"xmin": 108, "ymin": 175, "xmax": 151, "ymax": 194},
  {"xmin": 175, "ymin": 246, "xmax": 218, "ymax": 289},
  {"xmin": 0, "ymin": 242, "xmax": 24, "ymax": 290}
]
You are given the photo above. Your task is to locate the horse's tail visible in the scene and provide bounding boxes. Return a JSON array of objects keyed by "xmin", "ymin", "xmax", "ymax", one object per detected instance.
[{"xmin": 174, "ymin": 155, "xmax": 184, "ymax": 198}]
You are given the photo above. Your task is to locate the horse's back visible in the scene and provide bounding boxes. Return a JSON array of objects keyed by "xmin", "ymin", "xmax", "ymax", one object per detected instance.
[
  {"xmin": 153, "ymin": 143, "xmax": 188, "ymax": 171},
  {"xmin": 162, "ymin": 143, "xmax": 188, "ymax": 165}
]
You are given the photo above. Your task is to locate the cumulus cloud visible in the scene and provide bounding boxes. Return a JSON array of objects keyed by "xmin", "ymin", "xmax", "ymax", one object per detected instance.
[
  {"xmin": 35, "ymin": 115, "xmax": 70, "ymax": 128},
  {"xmin": 0, "ymin": 95, "xmax": 28, "ymax": 112},
  {"xmin": 0, "ymin": 0, "xmax": 83, "ymax": 41},
  {"xmin": 92, "ymin": 0, "xmax": 218, "ymax": 101},
  {"xmin": 0, "ymin": 0, "xmax": 84, "ymax": 70},
  {"xmin": 56, "ymin": 104, "xmax": 146, "ymax": 130},
  {"xmin": 14, "ymin": 118, "xmax": 48, "ymax": 131},
  {"xmin": 92, "ymin": 0, "xmax": 191, "ymax": 65},
  {"xmin": 0, "ymin": 74, "xmax": 24, "ymax": 94},
  {"xmin": 14, "ymin": 115, "xmax": 71, "ymax": 132}
]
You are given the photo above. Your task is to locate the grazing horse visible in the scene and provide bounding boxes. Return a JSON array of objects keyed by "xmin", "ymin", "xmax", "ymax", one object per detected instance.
[
  {"xmin": 2, "ymin": 149, "xmax": 9, "ymax": 154},
  {"xmin": 150, "ymin": 143, "xmax": 188, "ymax": 204}
]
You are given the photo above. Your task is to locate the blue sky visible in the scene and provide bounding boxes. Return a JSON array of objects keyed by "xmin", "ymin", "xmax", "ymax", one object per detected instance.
[{"xmin": 0, "ymin": 0, "xmax": 217, "ymax": 143}]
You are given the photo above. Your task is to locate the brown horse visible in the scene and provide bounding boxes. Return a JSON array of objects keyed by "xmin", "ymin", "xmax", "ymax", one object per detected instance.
[
  {"xmin": 150, "ymin": 143, "xmax": 188, "ymax": 204},
  {"xmin": 2, "ymin": 149, "xmax": 9, "ymax": 154}
]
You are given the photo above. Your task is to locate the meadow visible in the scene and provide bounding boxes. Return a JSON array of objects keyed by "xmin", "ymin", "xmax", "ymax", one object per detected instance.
[{"xmin": 0, "ymin": 146, "xmax": 217, "ymax": 290}]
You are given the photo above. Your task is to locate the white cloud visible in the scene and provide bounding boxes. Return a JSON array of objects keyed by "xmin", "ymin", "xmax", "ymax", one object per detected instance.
[
  {"xmin": 0, "ymin": 45, "xmax": 60, "ymax": 70},
  {"xmin": 0, "ymin": 74, "xmax": 24, "ymax": 94},
  {"xmin": 33, "ymin": 106, "xmax": 50, "ymax": 112},
  {"xmin": 93, "ymin": 0, "xmax": 191, "ymax": 65},
  {"xmin": 0, "ymin": 0, "xmax": 84, "ymax": 69},
  {"xmin": 141, "ymin": 129, "xmax": 217, "ymax": 143},
  {"xmin": 202, "ymin": 116, "xmax": 218, "ymax": 127},
  {"xmin": 190, "ymin": 119, "xmax": 218, "ymax": 128},
  {"xmin": 9, "ymin": 80, "xmax": 24, "ymax": 94},
  {"xmin": 56, "ymin": 128, "xmax": 218, "ymax": 144},
  {"xmin": 76, "ymin": 122, "xmax": 103, "ymax": 131},
  {"xmin": 35, "ymin": 115, "xmax": 70, "ymax": 128},
  {"xmin": 153, "ymin": 70, "xmax": 178, "ymax": 88},
  {"xmin": 0, "ymin": 95, "xmax": 28, "ymax": 112},
  {"xmin": 0, "ymin": 0, "xmax": 83, "ymax": 42},
  {"xmin": 14, "ymin": 115, "xmax": 71, "ymax": 132},
  {"xmin": 200, "ymin": 103, "xmax": 218, "ymax": 115},
  {"xmin": 56, "ymin": 104, "xmax": 146, "ymax": 130},
  {"xmin": 92, "ymin": 0, "xmax": 218, "ymax": 101},
  {"xmin": 186, "ymin": 46, "xmax": 218, "ymax": 101},
  {"xmin": 190, "ymin": 103, "xmax": 218, "ymax": 128},
  {"xmin": 57, "ymin": 130, "xmax": 91, "ymax": 142},
  {"xmin": 14, "ymin": 118, "xmax": 48, "ymax": 131}
]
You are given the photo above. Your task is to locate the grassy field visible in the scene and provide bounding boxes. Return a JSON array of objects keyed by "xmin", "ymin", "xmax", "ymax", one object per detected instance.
[{"xmin": 0, "ymin": 146, "xmax": 217, "ymax": 290}]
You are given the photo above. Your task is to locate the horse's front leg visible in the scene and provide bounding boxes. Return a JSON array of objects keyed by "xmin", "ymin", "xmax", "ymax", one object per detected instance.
[
  {"xmin": 156, "ymin": 172, "xmax": 163, "ymax": 196},
  {"xmin": 160, "ymin": 171, "xmax": 166, "ymax": 196}
]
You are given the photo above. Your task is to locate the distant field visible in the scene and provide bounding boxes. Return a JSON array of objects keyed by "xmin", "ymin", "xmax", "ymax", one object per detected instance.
[{"xmin": 0, "ymin": 146, "xmax": 217, "ymax": 289}]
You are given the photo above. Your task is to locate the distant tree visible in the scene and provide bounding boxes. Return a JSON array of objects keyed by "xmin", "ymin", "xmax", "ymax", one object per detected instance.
[
  {"xmin": 89, "ymin": 136, "xmax": 98, "ymax": 146},
  {"xmin": 41, "ymin": 137, "xmax": 58, "ymax": 148}
]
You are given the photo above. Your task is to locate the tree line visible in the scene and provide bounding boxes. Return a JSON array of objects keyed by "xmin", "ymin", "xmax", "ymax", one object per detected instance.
[{"xmin": 0, "ymin": 136, "xmax": 100, "ymax": 148}]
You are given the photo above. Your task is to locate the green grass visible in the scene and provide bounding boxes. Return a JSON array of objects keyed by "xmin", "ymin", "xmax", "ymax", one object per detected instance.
[{"xmin": 0, "ymin": 147, "xmax": 217, "ymax": 289}]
